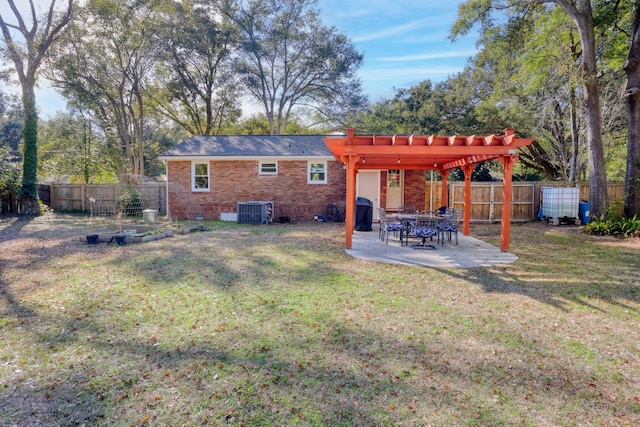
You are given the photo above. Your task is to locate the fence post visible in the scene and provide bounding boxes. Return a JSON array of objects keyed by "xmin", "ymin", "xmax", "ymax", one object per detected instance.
[
  {"xmin": 489, "ymin": 184, "xmax": 495, "ymax": 222},
  {"xmin": 81, "ymin": 184, "xmax": 85, "ymax": 212},
  {"xmin": 49, "ymin": 184, "xmax": 54, "ymax": 211}
]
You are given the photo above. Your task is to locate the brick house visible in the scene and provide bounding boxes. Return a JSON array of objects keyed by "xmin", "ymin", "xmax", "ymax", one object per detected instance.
[{"xmin": 158, "ymin": 134, "xmax": 427, "ymax": 222}]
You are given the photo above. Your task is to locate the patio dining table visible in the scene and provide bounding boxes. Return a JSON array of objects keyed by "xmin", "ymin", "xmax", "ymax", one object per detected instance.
[{"xmin": 393, "ymin": 212, "xmax": 440, "ymax": 248}]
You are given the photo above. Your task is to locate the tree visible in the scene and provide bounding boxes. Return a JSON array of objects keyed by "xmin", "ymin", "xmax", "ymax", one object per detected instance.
[
  {"xmin": 38, "ymin": 112, "xmax": 100, "ymax": 183},
  {"xmin": 50, "ymin": 0, "xmax": 162, "ymax": 181},
  {"xmin": 228, "ymin": 112, "xmax": 312, "ymax": 134},
  {"xmin": 498, "ymin": 6, "xmax": 586, "ymax": 181},
  {"xmin": 450, "ymin": 162, "xmax": 495, "ymax": 182},
  {"xmin": 0, "ymin": 145, "xmax": 21, "ymax": 201},
  {"xmin": 453, "ymin": 0, "xmax": 608, "ymax": 216},
  {"xmin": 356, "ymin": 75, "xmax": 483, "ymax": 136},
  {"xmin": 357, "ymin": 96, "xmax": 412, "ymax": 135},
  {"xmin": 0, "ymin": 90, "xmax": 22, "ymax": 202},
  {"xmin": 0, "ymin": 0, "xmax": 73, "ymax": 214},
  {"xmin": 523, "ymin": 8, "xmax": 585, "ymax": 181},
  {"xmin": 151, "ymin": 1, "xmax": 242, "ymax": 135},
  {"xmin": 624, "ymin": 3, "xmax": 640, "ymax": 216},
  {"xmin": 0, "ymin": 90, "xmax": 23, "ymax": 158},
  {"xmin": 221, "ymin": 0, "xmax": 366, "ymax": 134}
]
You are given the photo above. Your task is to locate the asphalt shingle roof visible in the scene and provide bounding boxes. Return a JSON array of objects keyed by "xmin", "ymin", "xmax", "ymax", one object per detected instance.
[{"xmin": 159, "ymin": 135, "xmax": 333, "ymax": 158}]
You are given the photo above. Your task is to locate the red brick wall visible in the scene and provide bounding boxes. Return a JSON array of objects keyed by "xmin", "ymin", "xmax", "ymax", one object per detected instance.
[
  {"xmin": 167, "ymin": 160, "xmax": 346, "ymax": 222},
  {"xmin": 404, "ymin": 170, "xmax": 428, "ymax": 210}
]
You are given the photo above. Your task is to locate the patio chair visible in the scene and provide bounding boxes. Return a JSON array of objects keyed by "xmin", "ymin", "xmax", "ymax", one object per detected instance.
[
  {"xmin": 378, "ymin": 208, "xmax": 403, "ymax": 244},
  {"xmin": 438, "ymin": 216, "xmax": 459, "ymax": 245},
  {"xmin": 405, "ymin": 215, "xmax": 438, "ymax": 249}
]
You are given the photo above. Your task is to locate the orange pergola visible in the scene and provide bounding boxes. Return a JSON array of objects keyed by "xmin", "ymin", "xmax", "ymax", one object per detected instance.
[{"xmin": 323, "ymin": 128, "xmax": 536, "ymax": 252}]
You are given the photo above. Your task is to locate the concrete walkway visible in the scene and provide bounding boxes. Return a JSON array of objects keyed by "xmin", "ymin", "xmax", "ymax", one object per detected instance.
[{"xmin": 346, "ymin": 226, "xmax": 518, "ymax": 268}]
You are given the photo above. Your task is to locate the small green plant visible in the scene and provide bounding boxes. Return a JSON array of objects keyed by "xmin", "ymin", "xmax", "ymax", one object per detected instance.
[
  {"xmin": 144, "ymin": 229, "xmax": 164, "ymax": 236},
  {"xmin": 584, "ymin": 207, "xmax": 640, "ymax": 237},
  {"xmin": 116, "ymin": 186, "xmax": 143, "ymax": 216},
  {"xmin": 619, "ymin": 214, "xmax": 640, "ymax": 237}
]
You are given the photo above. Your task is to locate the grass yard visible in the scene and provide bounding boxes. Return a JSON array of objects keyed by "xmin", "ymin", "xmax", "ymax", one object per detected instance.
[{"xmin": 1, "ymin": 213, "xmax": 639, "ymax": 426}]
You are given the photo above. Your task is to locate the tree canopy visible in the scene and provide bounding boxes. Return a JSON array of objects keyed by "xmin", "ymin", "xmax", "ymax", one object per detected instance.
[{"xmin": 221, "ymin": 0, "xmax": 366, "ymax": 134}]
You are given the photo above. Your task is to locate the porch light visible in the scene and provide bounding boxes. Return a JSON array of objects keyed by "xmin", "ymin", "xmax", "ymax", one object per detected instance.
[{"xmin": 397, "ymin": 156, "xmax": 400, "ymax": 164}]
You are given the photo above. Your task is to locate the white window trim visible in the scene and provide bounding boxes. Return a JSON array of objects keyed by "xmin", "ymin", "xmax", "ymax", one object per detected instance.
[
  {"xmin": 192, "ymin": 161, "xmax": 210, "ymax": 192},
  {"xmin": 307, "ymin": 161, "xmax": 327, "ymax": 184},
  {"xmin": 259, "ymin": 160, "xmax": 278, "ymax": 175}
]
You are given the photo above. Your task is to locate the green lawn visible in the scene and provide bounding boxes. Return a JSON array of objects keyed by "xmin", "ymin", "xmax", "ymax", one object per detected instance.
[{"xmin": 1, "ymin": 214, "xmax": 639, "ymax": 426}]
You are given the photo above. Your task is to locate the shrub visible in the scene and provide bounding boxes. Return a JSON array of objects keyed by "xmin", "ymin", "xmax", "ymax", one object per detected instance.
[
  {"xmin": 0, "ymin": 146, "xmax": 21, "ymax": 197},
  {"xmin": 116, "ymin": 186, "xmax": 143, "ymax": 216},
  {"xmin": 584, "ymin": 213, "xmax": 640, "ymax": 237}
]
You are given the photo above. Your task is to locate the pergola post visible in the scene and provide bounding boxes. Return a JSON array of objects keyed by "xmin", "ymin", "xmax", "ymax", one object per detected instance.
[
  {"xmin": 499, "ymin": 154, "xmax": 518, "ymax": 252},
  {"xmin": 462, "ymin": 164, "xmax": 474, "ymax": 236},
  {"xmin": 343, "ymin": 128, "xmax": 359, "ymax": 249},
  {"xmin": 344, "ymin": 156, "xmax": 359, "ymax": 249},
  {"xmin": 440, "ymin": 169, "xmax": 450, "ymax": 207}
]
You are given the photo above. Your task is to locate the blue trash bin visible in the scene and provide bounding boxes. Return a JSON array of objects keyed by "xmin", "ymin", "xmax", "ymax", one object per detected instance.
[{"xmin": 579, "ymin": 201, "xmax": 590, "ymax": 225}]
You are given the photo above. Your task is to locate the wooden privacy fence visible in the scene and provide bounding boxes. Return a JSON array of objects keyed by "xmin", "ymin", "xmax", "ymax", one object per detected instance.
[
  {"xmin": 8, "ymin": 181, "xmax": 625, "ymax": 220},
  {"xmin": 42, "ymin": 182, "xmax": 166, "ymax": 216},
  {"xmin": 424, "ymin": 181, "xmax": 625, "ymax": 223}
]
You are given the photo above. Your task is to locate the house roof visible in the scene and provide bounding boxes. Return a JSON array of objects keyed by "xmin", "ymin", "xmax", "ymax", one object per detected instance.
[{"xmin": 159, "ymin": 134, "xmax": 333, "ymax": 159}]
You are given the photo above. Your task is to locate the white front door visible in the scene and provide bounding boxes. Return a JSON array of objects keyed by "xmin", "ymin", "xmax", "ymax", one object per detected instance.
[
  {"xmin": 385, "ymin": 169, "xmax": 404, "ymax": 211},
  {"xmin": 357, "ymin": 170, "xmax": 380, "ymax": 221}
]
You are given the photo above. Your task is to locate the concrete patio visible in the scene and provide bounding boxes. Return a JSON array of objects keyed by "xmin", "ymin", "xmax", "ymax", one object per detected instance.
[{"xmin": 346, "ymin": 225, "xmax": 518, "ymax": 268}]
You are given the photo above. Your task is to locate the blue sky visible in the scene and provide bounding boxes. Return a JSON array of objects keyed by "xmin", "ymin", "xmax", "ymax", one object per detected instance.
[
  {"xmin": 318, "ymin": 0, "xmax": 478, "ymax": 101},
  {"xmin": 2, "ymin": 0, "xmax": 478, "ymax": 117}
]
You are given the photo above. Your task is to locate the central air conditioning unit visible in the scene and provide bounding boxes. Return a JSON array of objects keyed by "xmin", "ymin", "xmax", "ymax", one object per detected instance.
[{"xmin": 237, "ymin": 201, "xmax": 274, "ymax": 224}]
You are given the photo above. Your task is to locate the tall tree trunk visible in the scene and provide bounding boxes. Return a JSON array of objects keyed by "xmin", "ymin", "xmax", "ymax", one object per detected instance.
[
  {"xmin": 583, "ymin": 75, "xmax": 607, "ymax": 215},
  {"xmin": 561, "ymin": 0, "xmax": 608, "ymax": 216},
  {"xmin": 569, "ymin": 88, "xmax": 579, "ymax": 182},
  {"xmin": 83, "ymin": 118, "xmax": 90, "ymax": 184},
  {"xmin": 20, "ymin": 78, "xmax": 40, "ymax": 214},
  {"xmin": 623, "ymin": 5, "xmax": 640, "ymax": 217}
]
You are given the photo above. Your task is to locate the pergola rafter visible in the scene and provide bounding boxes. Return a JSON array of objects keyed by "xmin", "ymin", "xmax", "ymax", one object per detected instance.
[{"xmin": 323, "ymin": 128, "xmax": 536, "ymax": 252}]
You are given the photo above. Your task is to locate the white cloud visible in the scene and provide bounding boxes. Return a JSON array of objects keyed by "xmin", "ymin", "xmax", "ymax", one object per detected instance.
[
  {"xmin": 377, "ymin": 49, "xmax": 477, "ymax": 62},
  {"xmin": 352, "ymin": 17, "xmax": 439, "ymax": 43},
  {"xmin": 360, "ymin": 66, "xmax": 463, "ymax": 82}
]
